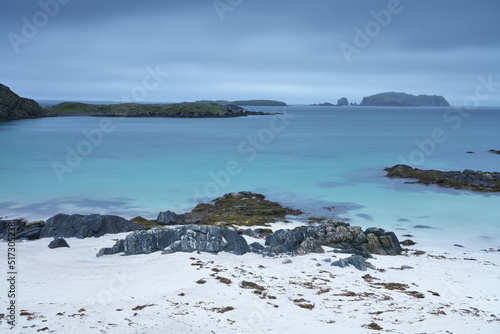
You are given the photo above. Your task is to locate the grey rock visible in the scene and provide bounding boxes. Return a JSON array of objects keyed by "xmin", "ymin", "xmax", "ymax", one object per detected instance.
[
  {"xmin": 156, "ymin": 210, "xmax": 182, "ymax": 225},
  {"xmin": 331, "ymin": 255, "xmax": 375, "ymax": 271},
  {"xmin": 16, "ymin": 227, "xmax": 43, "ymax": 240},
  {"xmin": 265, "ymin": 229, "xmax": 305, "ymax": 255},
  {"xmin": 296, "ymin": 237, "xmax": 324, "ymax": 255},
  {"xmin": 331, "ymin": 258, "xmax": 349, "ymax": 268},
  {"xmin": 120, "ymin": 225, "xmax": 250, "ymax": 256},
  {"xmin": 362, "ymin": 229, "xmax": 402, "ymax": 255},
  {"xmin": 321, "ymin": 258, "xmax": 331, "ymax": 263},
  {"xmin": 249, "ymin": 242, "xmax": 265, "ymax": 254},
  {"xmin": 48, "ymin": 237, "xmax": 70, "ymax": 249},
  {"xmin": 96, "ymin": 239, "xmax": 125, "ymax": 257},
  {"xmin": 401, "ymin": 265, "xmax": 414, "ymax": 270},
  {"xmin": 0, "ymin": 219, "xmax": 28, "ymax": 240},
  {"xmin": 282, "ymin": 259, "xmax": 293, "ymax": 264},
  {"xmin": 260, "ymin": 221, "xmax": 401, "ymax": 256},
  {"xmin": 242, "ymin": 228, "xmax": 256, "ymax": 238},
  {"xmin": 400, "ymin": 239, "xmax": 416, "ymax": 246},
  {"xmin": 40, "ymin": 214, "xmax": 146, "ymax": 239}
]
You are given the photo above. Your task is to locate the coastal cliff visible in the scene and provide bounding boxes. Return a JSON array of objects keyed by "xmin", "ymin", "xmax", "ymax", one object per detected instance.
[{"xmin": 0, "ymin": 84, "xmax": 44, "ymax": 121}]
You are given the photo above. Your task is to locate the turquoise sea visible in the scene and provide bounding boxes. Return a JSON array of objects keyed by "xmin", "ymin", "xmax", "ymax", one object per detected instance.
[{"xmin": 1, "ymin": 105, "xmax": 499, "ymax": 248}]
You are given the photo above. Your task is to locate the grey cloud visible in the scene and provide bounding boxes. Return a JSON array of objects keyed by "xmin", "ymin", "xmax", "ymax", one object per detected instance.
[{"xmin": 1, "ymin": 0, "xmax": 499, "ymax": 105}]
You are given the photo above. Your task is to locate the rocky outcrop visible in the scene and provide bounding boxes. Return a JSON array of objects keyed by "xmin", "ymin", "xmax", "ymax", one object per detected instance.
[
  {"xmin": 257, "ymin": 221, "xmax": 402, "ymax": 257},
  {"xmin": 157, "ymin": 211, "xmax": 183, "ymax": 225},
  {"xmin": 310, "ymin": 98, "xmax": 349, "ymax": 107},
  {"xmin": 158, "ymin": 192, "xmax": 302, "ymax": 227},
  {"xmin": 360, "ymin": 92, "xmax": 449, "ymax": 107},
  {"xmin": 98, "ymin": 220, "xmax": 401, "ymax": 258},
  {"xmin": 120, "ymin": 225, "xmax": 250, "ymax": 256},
  {"xmin": 336, "ymin": 97, "xmax": 349, "ymax": 106},
  {"xmin": 385, "ymin": 164, "xmax": 500, "ymax": 192},
  {"xmin": 0, "ymin": 84, "xmax": 44, "ymax": 121},
  {"xmin": 40, "ymin": 214, "xmax": 146, "ymax": 239},
  {"xmin": 0, "ymin": 219, "xmax": 45, "ymax": 240}
]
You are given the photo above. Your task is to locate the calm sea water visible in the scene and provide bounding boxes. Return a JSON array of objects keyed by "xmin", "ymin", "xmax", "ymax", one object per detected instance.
[{"xmin": 1, "ymin": 105, "xmax": 499, "ymax": 247}]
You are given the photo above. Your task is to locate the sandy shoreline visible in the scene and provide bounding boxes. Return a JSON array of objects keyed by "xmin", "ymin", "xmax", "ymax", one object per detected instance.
[{"xmin": 0, "ymin": 231, "xmax": 499, "ymax": 334}]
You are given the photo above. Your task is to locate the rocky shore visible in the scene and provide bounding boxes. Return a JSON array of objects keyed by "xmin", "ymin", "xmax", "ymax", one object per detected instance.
[
  {"xmin": 1, "ymin": 192, "xmax": 402, "ymax": 264},
  {"xmin": 385, "ymin": 164, "xmax": 500, "ymax": 192},
  {"xmin": 2, "ymin": 192, "xmax": 499, "ymax": 333}
]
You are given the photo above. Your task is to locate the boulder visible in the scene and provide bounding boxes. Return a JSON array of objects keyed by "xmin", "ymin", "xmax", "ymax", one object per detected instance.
[
  {"xmin": 16, "ymin": 227, "xmax": 43, "ymax": 240},
  {"xmin": 0, "ymin": 219, "xmax": 27, "ymax": 240},
  {"xmin": 156, "ymin": 210, "xmax": 182, "ymax": 225},
  {"xmin": 249, "ymin": 242, "xmax": 265, "ymax": 254},
  {"xmin": 296, "ymin": 237, "xmax": 324, "ymax": 255},
  {"xmin": 400, "ymin": 239, "xmax": 416, "ymax": 246},
  {"xmin": 96, "ymin": 239, "xmax": 125, "ymax": 257},
  {"xmin": 331, "ymin": 255, "xmax": 376, "ymax": 271},
  {"xmin": 261, "ymin": 221, "xmax": 401, "ymax": 256},
  {"xmin": 40, "ymin": 214, "xmax": 146, "ymax": 239},
  {"xmin": 361, "ymin": 229, "xmax": 402, "ymax": 255},
  {"xmin": 48, "ymin": 237, "xmax": 70, "ymax": 249},
  {"xmin": 242, "ymin": 228, "xmax": 256, "ymax": 237},
  {"xmin": 120, "ymin": 225, "xmax": 250, "ymax": 256}
]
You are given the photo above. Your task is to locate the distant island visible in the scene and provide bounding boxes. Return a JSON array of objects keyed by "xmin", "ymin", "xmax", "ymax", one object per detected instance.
[
  {"xmin": 0, "ymin": 84, "xmax": 280, "ymax": 121},
  {"xmin": 360, "ymin": 92, "xmax": 450, "ymax": 107},
  {"xmin": 311, "ymin": 97, "xmax": 351, "ymax": 107},
  {"xmin": 45, "ymin": 102, "xmax": 276, "ymax": 118},
  {"xmin": 196, "ymin": 99, "xmax": 287, "ymax": 106}
]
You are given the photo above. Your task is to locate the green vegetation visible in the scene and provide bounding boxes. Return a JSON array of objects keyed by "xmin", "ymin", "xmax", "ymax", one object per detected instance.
[
  {"xmin": 46, "ymin": 101, "xmax": 238, "ymax": 117},
  {"xmin": 360, "ymin": 92, "xmax": 449, "ymax": 107},
  {"xmin": 191, "ymin": 192, "xmax": 302, "ymax": 227},
  {"xmin": 131, "ymin": 216, "xmax": 159, "ymax": 230},
  {"xmin": 0, "ymin": 84, "xmax": 44, "ymax": 121}
]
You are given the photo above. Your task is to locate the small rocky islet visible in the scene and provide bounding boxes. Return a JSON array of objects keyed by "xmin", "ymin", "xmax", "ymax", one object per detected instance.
[
  {"xmin": 1, "ymin": 192, "xmax": 402, "ymax": 270},
  {"xmin": 385, "ymin": 164, "xmax": 500, "ymax": 192}
]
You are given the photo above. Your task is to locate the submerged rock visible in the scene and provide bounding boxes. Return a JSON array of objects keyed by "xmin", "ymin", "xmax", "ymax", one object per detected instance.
[{"xmin": 40, "ymin": 214, "xmax": 146, "ymax": 239}]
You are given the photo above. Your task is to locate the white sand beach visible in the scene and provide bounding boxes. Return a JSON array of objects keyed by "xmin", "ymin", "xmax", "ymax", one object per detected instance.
[{"xmin": 1, "ymin": 232, "xmax": 499, "ymax": 334}]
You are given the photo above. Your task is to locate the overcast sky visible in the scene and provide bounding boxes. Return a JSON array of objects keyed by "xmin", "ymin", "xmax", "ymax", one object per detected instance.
[{"xmin": 1, "ymin": 0, "xmax": 499, "ymax": 105}]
